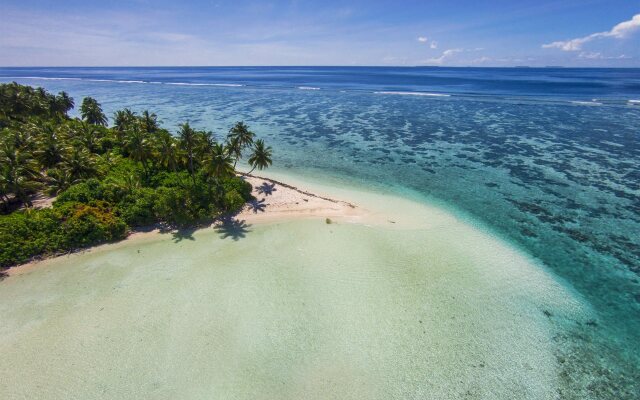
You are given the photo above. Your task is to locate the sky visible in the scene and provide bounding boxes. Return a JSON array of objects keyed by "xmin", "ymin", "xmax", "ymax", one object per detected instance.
[{"xmin": 1, "ymin": 0, "xmax": 639, "ymax": 67}]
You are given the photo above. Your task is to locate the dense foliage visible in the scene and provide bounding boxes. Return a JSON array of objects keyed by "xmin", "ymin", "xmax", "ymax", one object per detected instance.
[{"xmin": 0, "ymin": 82, "xmax": 273, "ymax": 268}]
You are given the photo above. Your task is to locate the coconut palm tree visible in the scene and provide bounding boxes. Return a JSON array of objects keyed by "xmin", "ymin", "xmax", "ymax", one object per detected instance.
[
  {"xmin": 226, "ymin": 137, "xmax": 242, "ymax": 168},
  {"xmin": 205, "ymin": 143, "xmax": 235, "ymax": 180},
  {"xmin": 113, "ymin": 109, "xmax": 136, "ymax": 142},
  {"xmin": 62, "ymin": 146, "xmax": 97, "ymax": 181},
  {"xmin": 0, "ymin": 139, "xmax": 41, "ymax": 205},
  {"xmin": 35, "ymin": 123, "xmax": 67, "ymax": 168},
  {"xmin": 54, "ymin": 91, "xmax": 74, "ymax": 116},
  {"xmin": 140, "ymin": 110, "xmax": 158, "ymax": 134},
  {"xmin": 77, "ymin": 122, "xmax": 103, "ymax": 154},
  {"xmin": 178, "ymin": 123, "xmax": 198, "ymax": 183},
  {"xmin": 197, "ymin": 130, "xmax": 216, "ymax": 158},
  {"xmin": 45, "ymin": 168, "xmax": 78, "ymax": 196},
  {"xmin": 227, "ymin": 122, "xmax": 255, "ymax": 166},
  {"xmin": 125, "ymin": 126, "xmax": 152, "ymax": 175},
  {"xmin": 247, "ymin": 139, "xmax": 273, "ymax": 174},
  {"xmin": 204, "ymin": 143, "xmax": 235, "ymax": 197},
  {"xmin": 80, "ymin": 97, "xmax": 107, "ymax": 126},
  {"xmin": 154, "ymin": 131, "xmax": 179, "ymax": 172}
]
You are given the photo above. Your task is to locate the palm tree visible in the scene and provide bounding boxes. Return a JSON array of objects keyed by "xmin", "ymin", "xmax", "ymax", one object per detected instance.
[
  {"xmin": 35, "ymin": 124, "xmax": 67, "ymax": 168},
  {"xmin": 205, "ymin": 143, "xmax": 235, "ymax": 180},
  {"xmin": 140, "ymin": 110, "xmax": 158, "ymax": 134},
  {"xmin": 80, "ymin": 97, "xmax": 107, "ymax": 126},
  {"xmin": 226, "ymin": 137, "xmax": 242, "ymax": 167},
  {"xmin": 204, "ymin": 143, "xmax": 234, "ymax": 196},
  {"xmin": 45, "ymin": 168, "xmax": 78, "ymax": 196},
  {"xmin": 154, "ymin": 131, "xmax": 179, "ymax": 172},
  {"xmin": 54, "ymin": 91, "xmax": 74, "ymax": 116},
  {"xmin": 77, "ymin": 122, "xmax": 103, "ymax": 154},
  {"xmin": 227, "ymin": 122, "xmax": 255, "ymax": 167},
  {"xmin": 113, "ymin": 109, "xmax": 136, "ymax": 142},
  {"xmin": 247, "ymin": 139, "xmax": 273, "ymax": 174},
  {"xmin": 125, "ymin": 126, "xmax": 152, "ymax": 175},
  {"xmin": 178, "ymin": 123, "xmax": 197, "ymax": 183},
  {"xmin": 197, "ymin": 130, "xmax": 216, "ymax": 158},
  {"xmin": 62, "ymin": 146, "xmax": 97, "ymax": 181},
  {"xmin": 0, "ymin": 139, "xmax": 41, "ymax": 205}
]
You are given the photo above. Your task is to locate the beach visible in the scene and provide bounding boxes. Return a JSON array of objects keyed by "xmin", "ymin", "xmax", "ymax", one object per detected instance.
[{"xmin": 0, "ymin": 170, "xmax": 592, "ymax": 399}]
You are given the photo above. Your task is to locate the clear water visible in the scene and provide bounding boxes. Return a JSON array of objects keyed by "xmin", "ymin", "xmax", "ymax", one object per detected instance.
[
  {"xmin": 0, "ymin": 193, "xmax": 589, "ymax": 399},
  {"xmin": 1, "ymin": 67, "xmax": 639, "ymax": 397}
]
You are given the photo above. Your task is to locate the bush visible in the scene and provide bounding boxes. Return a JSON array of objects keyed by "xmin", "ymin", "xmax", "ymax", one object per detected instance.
[
  {"xmin": 223, "ymin": 176, "xmax": 253, "ymax": 201},
  {"xmin": 116, "ymin": 188, "xmax": 157, "ymax": 226},
  {"xmin": 224, "ymin": 190, "xmax": 245, "ymax": 212},
  {"xmin": 0, "ymin": 202, "xmax": 127, "ymax": 268}
]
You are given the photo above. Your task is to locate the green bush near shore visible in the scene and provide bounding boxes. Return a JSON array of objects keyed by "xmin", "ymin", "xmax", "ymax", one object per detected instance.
[{"xmin": 0, "ymin": 82, "xmax": 271, "ymax": 269}]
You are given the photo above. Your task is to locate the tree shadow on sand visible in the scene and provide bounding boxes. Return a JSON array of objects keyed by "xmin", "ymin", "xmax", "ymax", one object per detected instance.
[
  {"xmin": 214, "ymin": 217, "xmax": 252, "ymax": 241},
  {"xmin": 247, "ymin": 198, "xmax": 267, "ymax": 213},
  {"xmin": 171, "ymin": 226, "xmax": 197, "ymax": 243},
  {"xmin": 257, "ymin": 182, "xmax": 277, "ymax": 196}
]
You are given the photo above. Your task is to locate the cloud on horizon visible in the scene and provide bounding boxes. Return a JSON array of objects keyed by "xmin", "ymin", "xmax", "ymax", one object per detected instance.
[{"xmin": 543, "ymin": 13, "xmax": 640, "ymax": 51}]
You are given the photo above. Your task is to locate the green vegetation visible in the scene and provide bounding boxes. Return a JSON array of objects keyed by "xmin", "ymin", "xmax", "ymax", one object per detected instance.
[{"xmin": 0, "ymin": 82, "xmax": 273, "ymax": 269}]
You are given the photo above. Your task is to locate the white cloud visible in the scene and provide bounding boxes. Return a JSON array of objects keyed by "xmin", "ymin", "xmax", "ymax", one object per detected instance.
[
  {"xmin": 430, "ymin": 41, "xmax": 438, "ymax": 49},
  {"xmin": 422, "ymin": 48, "xmax": 462, "ymax": 65},
  {"xmin": 543, "ymin": 13, "xmax": 640, "ymax": 51},
  {"xmin": 417, "ymin": 36, "xmax": 428, "ymax": 42},
  {"xmin": 579, "ymin": 51, "xmax": 631, "ymax": 60}
]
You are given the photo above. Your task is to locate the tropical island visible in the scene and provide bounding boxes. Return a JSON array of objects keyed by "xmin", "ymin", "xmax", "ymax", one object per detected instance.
[{"xmin": 0, "ymin": 82, "xmax": 274, "ymax": 269}]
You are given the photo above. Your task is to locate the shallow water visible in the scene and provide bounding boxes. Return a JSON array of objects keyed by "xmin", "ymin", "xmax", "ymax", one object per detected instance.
[
  {"xmin": 0, "ymin": 191, "xmax": 588, "ymax": 399},
  {"xmin": 1, "ymin": 67, "xmax": 639, "ymax": 397}
]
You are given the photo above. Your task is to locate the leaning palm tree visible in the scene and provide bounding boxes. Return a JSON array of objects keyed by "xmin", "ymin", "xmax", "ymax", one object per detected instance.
[
  {"xmin": 80, "ymin": 97, "xmax": 107, "ymax": 126},
  {"xmin": 227, "ymin": 122, "xmax": 255, "ymax": 167},
  {"xmin": 247, "ymin": 139, "xmax": 273, "ymax": 174},
  {"xmin": 226, "ymin": 137, "xmax": 242, "ymax": 167}
]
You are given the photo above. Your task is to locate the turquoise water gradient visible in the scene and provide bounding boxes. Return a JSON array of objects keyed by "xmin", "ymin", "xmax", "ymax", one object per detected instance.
[{"xmin": 1, "ymin": 67, "xmax": 639, "ymax": 397}]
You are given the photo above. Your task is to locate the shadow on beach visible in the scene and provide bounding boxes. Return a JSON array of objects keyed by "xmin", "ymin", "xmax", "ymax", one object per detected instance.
[
  {"xmin": 257, "ymin": 182, "xmax": 277, "ymax": 196},
  {"xmin": 214, "ymin": 216, "xmax": 252, "ymax": 241},
  {"xmin": 247, "ymin": 198, "xmax": 267, "ymax": 213},
  {"xmin": 171, "ymin": 226, "xmax": 197, "ymax": 242}
]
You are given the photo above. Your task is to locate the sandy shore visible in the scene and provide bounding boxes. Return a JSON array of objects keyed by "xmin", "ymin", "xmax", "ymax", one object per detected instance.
[
  {"xmin": 237, "ymin": 173, "xmax": 364, "ymax": 223},
  {"xmin": 7, "ymin": 173, "xmax": 367, "ymax": 276}
]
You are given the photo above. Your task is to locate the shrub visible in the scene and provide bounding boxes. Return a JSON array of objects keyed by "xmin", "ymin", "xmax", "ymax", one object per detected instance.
[
  {"xmin": 0, "ymin": 202, "xmax": 126, "ymax": 268},
  {"xmin": 223, "ymin": 176, "xmax": 253, "ymax": 201},
  {"xmin": 224, "ymin": 190, "xmax": 245, "ymax": 212}
]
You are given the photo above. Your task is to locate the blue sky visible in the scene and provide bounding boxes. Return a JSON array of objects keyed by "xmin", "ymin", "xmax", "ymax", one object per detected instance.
[{"xmin": 1, "ymin": 0, "xmax": 639, "ymax": 67}]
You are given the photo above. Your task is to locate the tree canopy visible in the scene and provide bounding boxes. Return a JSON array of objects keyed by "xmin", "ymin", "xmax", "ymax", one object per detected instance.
[{"xmin": 0, "ymin": 82, "xmax": 273, "ymax": 269}]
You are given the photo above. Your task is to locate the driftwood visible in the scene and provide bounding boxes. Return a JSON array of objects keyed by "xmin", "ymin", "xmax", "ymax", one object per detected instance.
[{"xmin": 241, "ymin": 172, "xmax": 356, "ymax": 209}]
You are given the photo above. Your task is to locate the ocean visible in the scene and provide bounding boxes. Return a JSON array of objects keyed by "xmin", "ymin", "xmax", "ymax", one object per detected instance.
[{"xmin": 1, "ymin": 66, "xmax": 639, "ymax": 397}]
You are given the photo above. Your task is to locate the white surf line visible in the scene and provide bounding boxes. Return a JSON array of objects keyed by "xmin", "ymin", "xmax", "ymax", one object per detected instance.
[{"xmin": 374, "ymin": 91, "xmax": 451, "ymax": 97}]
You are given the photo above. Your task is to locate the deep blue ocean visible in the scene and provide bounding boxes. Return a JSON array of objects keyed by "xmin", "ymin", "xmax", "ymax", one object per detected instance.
[{"xmin": 1, "ymin": 66, "xmax": 639, "ymax": 396}]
